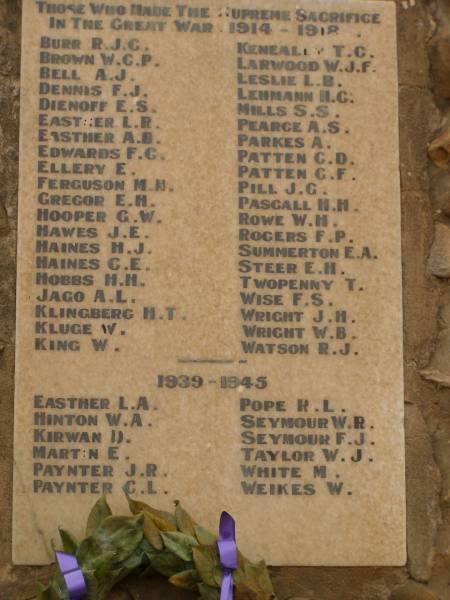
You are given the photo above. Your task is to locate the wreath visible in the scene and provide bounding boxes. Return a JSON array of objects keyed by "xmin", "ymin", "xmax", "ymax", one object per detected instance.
[{"xmin": 37, "ymin": 494, "xmax": 278, "ymax": 600}]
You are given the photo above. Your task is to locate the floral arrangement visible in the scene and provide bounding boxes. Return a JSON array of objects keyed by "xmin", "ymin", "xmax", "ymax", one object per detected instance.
[{"xmin": 37, "ymin": 495, "xmax": 278, "ymax": 600}]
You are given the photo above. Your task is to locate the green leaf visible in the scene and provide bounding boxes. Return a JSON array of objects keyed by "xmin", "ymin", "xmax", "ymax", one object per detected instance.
[
  {"xmin": 77, "ymin": 538, "xmax": 116, "ymax": 575},
  {"xmin": 95, "ymin": 565, "xmax": 135, "ymax": 599},
  {"xmin": 36, "ymin": 584, "xmax": 54, "ymax": 600},
  {"xmin": 82, "ymin": 569, "xmax": 102, "ymax": 600},
  {"xmin": 37, "ymin": 589, "xmax": 60, "ymax": 600},
  {"xmin": 85, "ymin": 543, "xmax": 146, "ymax": 600},
  {"xmin": 174, "ymin": 500, "xmax": 196, "ymax": 535},
  {"xmin": 86, "ymin": 496, "xmax": 112, "ymax": 536},
  {"xmin": 125, "ymin": 493, "xmax": 176, "ymax": 529},
  {"xmin": 169, "ymin": 569, "xmax": 200, "ymax": 591},
  {"xmin": 235, "ymin": 582, "xmax": 259, "ymax": 600},
  {"xmin": 198, "ymin": 582, "xmax": 220, "ymax": 600},
  {"xmin": 59, "ymin": 528, "xmax": 78, "ymax": 554},
  {"xmin": 76, "ymin": 537, "xmax": 103, "ymax": 567},
  {"xmin": 76, "ymin": 513, "xmax": 144, "ymax": 590},
  {"xmin": 233, "ymin": 567, "xmax": 246, "ymax": 585},
  {"xmin": 194, "ymin": 525, "xmax": 216, "ymax": 545},
  {"xmin": 238, "ymin": 550, "xmax": 250, "ymax": 570},
  {"xmin": 92, "ymin": 515, "xmax": 144, "ymax": 563},
  {"xmin": 145, "ymin": 545, "xmax": 188, "ymax": 578},
  {"xmin": 161, "ymin": 531, "xmax": 198, "ymax": 562},
  {"xmin": 37, "ymin": 578, "xmax": 68, "ymax": 600},
  {"xmin": 84, "ymin": 566, "xmax": 114, "ymax": 600},
  {"xmin": 192, "ymin": 545, "xmax": 222, "ymax": 588},
  {"xmin": 142, "ymin": 511, "xmax": 163, "ymax": 550},
  {"xmin": 240, "ymin": 561, "xmax": 275, "ymax": 599},
  {"xmin": 151, "ymin": 512, "xmax": 178, "ymax": 532}
]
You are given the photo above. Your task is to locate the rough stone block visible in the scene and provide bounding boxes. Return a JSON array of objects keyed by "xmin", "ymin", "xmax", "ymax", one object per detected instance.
[
  {"xmin": 399, "ymin": 88, "xmax": 440, "ymax": 193},
  {"xmin": 405, "ymin": 405, "xmax": 441, "ymax": 582},
  {"xmin": 390, "ymin": 581, "xmax": 438, "ymax": 600},
  {"xmin": 427, "ymin": 222, "xmax": 450, "ymax": 278},
  {"xmin": 396, "ymin": 1, "xmax": 430, "ymax": 88}
]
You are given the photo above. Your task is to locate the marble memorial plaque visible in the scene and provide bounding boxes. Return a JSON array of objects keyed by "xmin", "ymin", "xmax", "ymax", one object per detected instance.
[{"xmin": 14, "ymin": 0, "xmax": 405, "ymax": 566}]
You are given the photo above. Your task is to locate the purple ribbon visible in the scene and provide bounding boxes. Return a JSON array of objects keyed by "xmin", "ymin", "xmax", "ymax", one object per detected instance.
[
  {"xmin": 217, "ymin": 511, "xmax": 237, "ymax": 600},
  {"xmin": 55, "ymin": 551, "xmax": 87, "ymax": 600}
]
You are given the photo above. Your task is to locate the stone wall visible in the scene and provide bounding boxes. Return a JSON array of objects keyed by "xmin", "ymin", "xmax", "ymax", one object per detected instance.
[{"xmin": 0, "ymin": 0, "xmax": 449, "ymax": 598}]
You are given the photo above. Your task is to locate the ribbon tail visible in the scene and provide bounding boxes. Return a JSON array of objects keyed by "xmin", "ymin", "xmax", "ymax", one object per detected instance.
[
  {"xmin": 65, "ymin": 570, "xmax": 88, "ymax": 600},
  {"xmin": 220, "ymin": 570, "xmax": 233, "ymax": 600},
  {"xmin": 55, "ymin": 552, "xmax": 87, "ymax": 600}
]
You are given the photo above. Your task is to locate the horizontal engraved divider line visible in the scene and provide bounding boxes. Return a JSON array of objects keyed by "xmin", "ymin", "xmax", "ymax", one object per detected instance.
[{"xmin": 177, "ymin": 358, "xmax": 236, "ymax": 364}]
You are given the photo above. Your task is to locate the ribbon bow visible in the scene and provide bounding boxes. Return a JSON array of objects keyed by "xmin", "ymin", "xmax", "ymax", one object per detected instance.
[
  {"xmin": 217, "ymin": 511, "xmax": 237, "ymax": 600},
  {"xmin": 55, "ymin": 551, "xmax": 87, "ymax": 600}
]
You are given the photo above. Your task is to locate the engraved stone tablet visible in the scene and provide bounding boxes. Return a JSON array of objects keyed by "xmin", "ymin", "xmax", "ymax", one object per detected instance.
[{"xmin": 14, "ymin": 0, "xmax": 405, "ymax": 566}]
